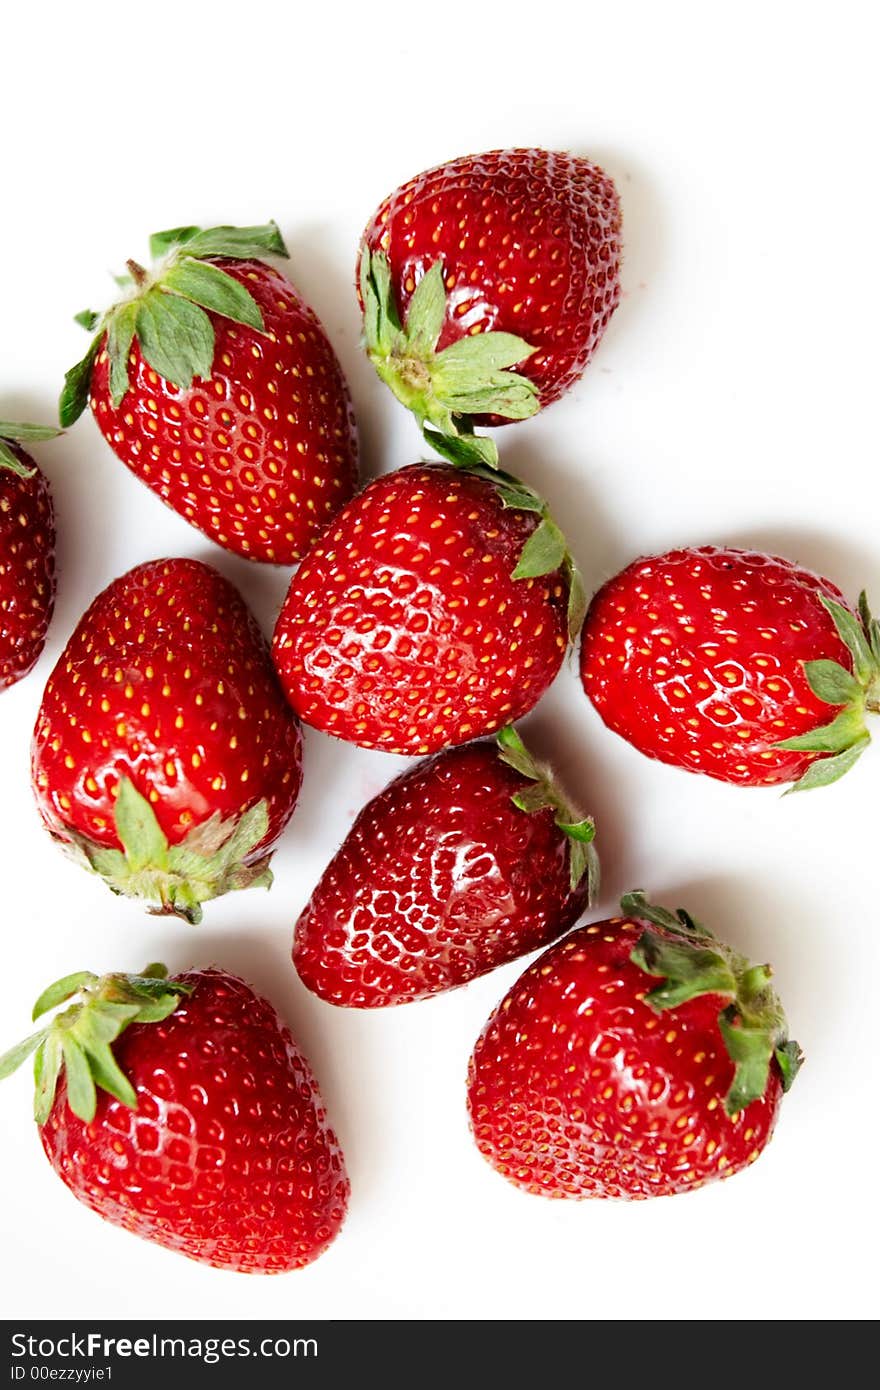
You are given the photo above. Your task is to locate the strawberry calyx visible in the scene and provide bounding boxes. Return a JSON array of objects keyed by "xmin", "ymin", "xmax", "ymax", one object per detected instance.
[
  {"xmin": 496, "ymin": 726, "xmax": 599, "ymax": 896},
  {"xmin": 60, "ymin": 221, "xmax": 290, "ymax": 427},
  {"xmin": 624, "ymin": 890, "xmax": 802, "ymax": 1115},
  {"xmin": 0, "ymin": 420, "xmax": 61, "ymax": 478},
  {"xmin": 458, "ymin": 460, "xmax": 586, "ymax": 642},
  {"xmin": 776, "ymin": 592, "xmax": 880, "ymax": 792},
  {"xmin": 0, "ymin": 963, "xmax": 190, "ymax": 1124},
  {"xmin": 360, "ymin": 248, "xmax": 539, "ymax": 467},
  {"xmin": 57, "ymin": 777, "xmax": 273, "ymax": 924}
]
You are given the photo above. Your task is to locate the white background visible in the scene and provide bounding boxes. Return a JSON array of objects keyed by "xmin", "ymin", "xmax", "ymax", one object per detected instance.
[{"xmin": 2, "ymin": 2, "xmax": 877, "ymax": 1322}]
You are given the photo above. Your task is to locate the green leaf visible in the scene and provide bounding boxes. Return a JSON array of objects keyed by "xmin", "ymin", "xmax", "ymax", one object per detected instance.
[
  {"xmin": 113, "ymin": 778, "xmax": 169, "ymax": 872},
  {"xmin": 59, "ymin": 334, "xmax": 102, "ymax": 427},
  {"xmin": 632, "ymin": 931, "xmax": 737, "ymax": 1011},
  {"xmin": 440, "ymin": 373, "xmax": 539, "ymax": 420},
  {"xmin": 32, "ymin": 971, "xmax": 95, "ymax": 1021},
  {"xmin": 136, "ymin": 290, "xmax": 214, "ymax": 389},
  {"xmin": 59, "ymin": 1035, "xmax": 97, "ymax": 1122},
  {"xmin": 775, "ymin": 706, "xmax": 866, "ymax": 753},
  {"xmin": 0, "ymin": 1027, "xmax": 50, "ymax": 1080},
  {"xmin": 131, "ymin": 992, "xmax": 188, "ymax": 1024},
  {"xmin": 857, "ymin": 592, "xmax": 880, "ymax": 665},
  {"xmin": 511, "ymin": 783, "xmax": 553, "ymax": 814},
  {"xmin": 785, "ymin": 737, "xmax": 870, "ymax": 792},
  {"xmin": 362, "ymin": 249, "xmax": 401, "ymax": 355},
  {"xmin": 33, "ymin": 1033, "xmax": 63, "ymax": 1126},
  {"xmin": 775, "ymin": 1039, "xmax": 804, "ymax": 1092},
  {"xmin": 821, "ymin": 595, "xmax": 875, "ymax": 686},
  {"xmin": 557, "ymin": 817, "xmax": 596, "ymax": 843},
  {"xmin": 512, "ymin": 517, "xmax": 568, "ymax": 580},
  {"xmin": 495, "ymin": 725, "xmax": 540, "ymax": 779},
  {"xmin": 164, "ymin": 259, "xmax": 264, "ymax": 332},
  {"xmin": 0, "ymin": 420, "xmax": 62, "ymax": 443},
  {"xmin": 718, "ymin": 1007, "xmax": 774, "ymax": 1115},
  {"xmin": 74, "ymin": 309, "xmax": 100, "ymax": 331},
  {"xmin": 433, "ymin": 331, "xmax": 535, "ymax": 378},
  {"xmin": 568, "ymin": 837, "xmax": 600, "ymax": 898},
  {"xmin": 76, "ymin": 1014, "xmax": 137, "ymax": 1109},
  {"xmin": 621, "ymin": 891, "xmax": 714, "ymax": 942},
  {"xmin": 566, "ymin": 561, "xmax": 588, "ymax": 643},
  {"xmin": 804, "ymin": 659, "xmax": 861, "ymax": 706},
  {"xmin": 182, "ymin": 221, "xmax": 289, "ymax": 261},
  {"xmin": 405, "ymin": 262, "xmax": 447, "ymax": 355},
  {"xmin": 423, "ymin": 425, "xmax": 501, "ymax": 470},
  {"xmin": 149, "ymin": 225, "xmax": 201, "ymax": 260},
  {"xmin": 0, "ymin": 439, "xmax": 34, "ymax": 477},
  {"xmin": 214, "ymin": 800, "xmax": 269, "ymax": 867},
  {"xmin": 106, "ymin": 301, "xmax": 139, "ymax": 408}
]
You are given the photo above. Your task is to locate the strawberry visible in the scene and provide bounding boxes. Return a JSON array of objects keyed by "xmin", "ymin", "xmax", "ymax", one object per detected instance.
[
  {"xmin": 358, "ymin": 148, "xmax": 621, "ymax": 460},
  {"xmin": 0, "ymin": 964, "xmax": 348, "ymax": 1272},
  {"xmin": 272, "ymin": 461, "xmax": 584, "ymax": 755},
  {"xmin": 61, "ymin": 222, "xmax": 358, "ymax": 563},
  {"xmin": 294, "ymin": 727, "xmax": 599, "ymax": 1007},
  {"xmin": 468, "ymin": 891, "xmax": 801, "ymax": 1200},
  {"xmin": 32, "ymin": 558, "xmax": 302, "ymax": 921},
  {"xmin": 580, "ymin": 546, "xmax": 880, "ymax": 790},
  {"xmin": 0, "ymin": 421, "xmax": 59, "ymax": 689}
]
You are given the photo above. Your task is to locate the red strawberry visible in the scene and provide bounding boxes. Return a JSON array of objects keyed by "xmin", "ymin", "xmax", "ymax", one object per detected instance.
[
  {"xmin": 294, "ymin": 727, "xmax": 598, "ymax": 1006},
  {"xmin": 358, "ymin": 148, "xmax": 621, "ymax": 458},
  {"xmin": 32, "ymin": 558, "xmax": 302, "ymax": 921},
  {"xmin": 580, "ymin": 546, "xmax": 879, "ymax": 790},
  {"xmin": 0, "ymin": 964, "xmax": 348, "ymax": 1272},
  {"xmin": 61, "ymin": 222, "xmax": 358, "ymax": 563},
  {"xmin": 0, "ymin": 421, "xmax": 58, "ymax": 689},
  {"xmin": 273, "ymin": 462, "xmax": 583, "ymax": 755},
  {"xmin": 468, "ymin": 892, "xmax": 801, "ymax": 1200}
]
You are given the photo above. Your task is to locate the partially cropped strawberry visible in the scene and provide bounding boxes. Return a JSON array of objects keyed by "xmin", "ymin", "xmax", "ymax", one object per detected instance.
[
  {"xmin": 468, "ymin": 892, "xmax": 801, "ymax": 1200},
  {"xmin": 0, "ymin": 421, "xmax": 58, "ymax": 688},
  {"xmin": 294, "ymin": 727, "xmax": 598, "ymax": 1006},
  {"xmin": 61, "ymin": 222, "xmax": 358, "ymax": 563},
  {"xmin": 32, "ymin": 558, "xmax": 302, "ymax": 921},
  {"xmin": 272, "ymin": 462, "xmax": 584, "ymax": 755},
  {"xmin": 580, "ymin": 546, "xmax": 880, "ymax": 790},
  {"xmin": 359, "ymin": 148, "xmax": 621, "ymax": 459},
  {"xmin": 0, "ymin": 964, "xmax": 348, "ymax": 1272}
]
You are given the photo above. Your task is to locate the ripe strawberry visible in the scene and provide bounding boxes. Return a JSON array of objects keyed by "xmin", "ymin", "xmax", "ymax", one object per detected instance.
[
  {"xmin": 0, "ymin": 964, "xmax": 348, "ymax": 1272},
  {"xmin": 0, "ymin": 421, "xmax": 58, "ymax": 689},
  {"xmin": 359, "ymin": 148, "xmax": 621, "ymax": 459},
  {"xmin": 468, "ymin": 891, "xmax": 801, "ymax": 1200},
  {"xmin": 32, "ymin": 558, "xmax": 302, "ymax": 921},
  {"xmin": 580, "ymin": 546, "xmax": 879, "ymax": 790},
  {"xmin": 294, "ymin": 727, "xmax": 599, "ymax": 1007},
  {"xmin": 272, "ymin": 462, "xmax": 584, "ymax": 755},
  {"xmin": 61, "ymin": 222, "xmax": 358, "ymax": 563}
]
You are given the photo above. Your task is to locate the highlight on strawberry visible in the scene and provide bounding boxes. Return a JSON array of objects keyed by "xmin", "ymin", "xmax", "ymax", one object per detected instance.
[
  {"xmin": 468, "ymin": 891, "xmax": 801, "ymax": 1200},
  {"xmin": 0, "ymin": 964, "xmax": 349, "ymax": 1273},
  {"xmin": 358, "ymin": 148, "xmax": 621, "ymax": 466},
  {"xmin": 272, "ymin": 461, "xmax": 586, "ymax": 756},
  {"xmin": 294, "ymin": 726, "xmax": 599, "ymax": 1007},
  {"xmin": 31, "ymin": 558, "xmax": 303, "ymax": 922},
  {"xmin": 61, "ymin": 221, "xmax": 359, "ymax": 563},
  {"xmin": 0, "ymin": 420, "xmax": 59, "ymax": 689},
  {"xmin": 580, "ymin": 546, "xmax": 879, "ymax": 790}
]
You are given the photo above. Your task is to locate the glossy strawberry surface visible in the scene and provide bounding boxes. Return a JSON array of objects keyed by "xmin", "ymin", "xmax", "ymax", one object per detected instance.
[
  {"xmin": 360, "ymin": 148, "xmax": 622, "ymax": 414},
  {"xmin": 273, "ymin": 464, "xmax": 570, "ymax": 755},
  {"xmin": 468, "ymin": 916, "xmax": 783, "ymax": 1199},
  {"xmin": 294, "ymin": 740, "xmax": 591, "ymax": 1006},
  {"xmin": 89, "ymin": 259, "xmax": 358, "ymax": 563},
  {"xmin": 0, "ymin": 450, "xmax": 55, "ymax": 688},
  {"xmin": 40, "ymin": 970, "xmax": 349, "ymax": 1272},
  {"xmin": 580, "ymin": 546, "xmax": 852, "ymax": 785},
  {"xmin": 32, "ymin": 558, "xmax": 301, "ymax": 851}
]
